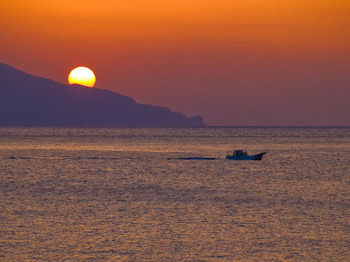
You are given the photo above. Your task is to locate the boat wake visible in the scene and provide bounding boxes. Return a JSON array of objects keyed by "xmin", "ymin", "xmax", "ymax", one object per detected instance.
[{"xmin": 168, "ymin": 157, "xmax": 218, "ymax": 160}]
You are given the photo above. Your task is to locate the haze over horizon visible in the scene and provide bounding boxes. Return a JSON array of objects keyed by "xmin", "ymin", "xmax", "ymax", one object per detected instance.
[{"xmin": 1, "ymin": 0, "xmax": 349, "ymax": 126}]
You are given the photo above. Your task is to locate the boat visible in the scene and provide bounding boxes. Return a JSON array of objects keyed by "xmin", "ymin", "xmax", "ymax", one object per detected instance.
[{"xmin": 226, "ymin": 150, "xmax": 266, "ymax": 160}]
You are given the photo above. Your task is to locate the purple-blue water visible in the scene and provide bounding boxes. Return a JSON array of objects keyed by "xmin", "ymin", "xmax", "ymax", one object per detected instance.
[{"xmin": 0, "ymin": 127, "xmax": 349, "ymax": 261}]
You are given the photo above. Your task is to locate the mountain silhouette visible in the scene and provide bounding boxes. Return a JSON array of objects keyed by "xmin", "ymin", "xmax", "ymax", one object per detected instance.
[{"xmin": 0, "ymin": 63, "xmax": 205, "ymax": 127}]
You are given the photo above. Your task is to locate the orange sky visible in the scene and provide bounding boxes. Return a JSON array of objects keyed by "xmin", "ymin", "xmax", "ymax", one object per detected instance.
[{"xmin": 1, "ymin": 0, "xmax": 350, "ymax": 125}]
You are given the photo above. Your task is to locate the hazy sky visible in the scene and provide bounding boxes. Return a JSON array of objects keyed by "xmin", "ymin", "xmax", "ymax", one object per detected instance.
[{"xmin": 1, "ymin": 0, "xmax": 350, "ymax": 125}]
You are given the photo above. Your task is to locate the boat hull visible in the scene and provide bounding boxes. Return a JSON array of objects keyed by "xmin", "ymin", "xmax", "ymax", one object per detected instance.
[{"xmin": 226, "ymin": 152, "xmax": 266, "ymax": 160}]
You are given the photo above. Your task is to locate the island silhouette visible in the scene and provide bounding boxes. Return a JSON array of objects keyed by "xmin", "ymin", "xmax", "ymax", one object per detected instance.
[{"xmin": 0, "ymin": 63, "xmax": 205, "ymax": 127}]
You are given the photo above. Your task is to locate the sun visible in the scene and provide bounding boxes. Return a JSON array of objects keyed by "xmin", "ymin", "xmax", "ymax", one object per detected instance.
[{"xmin": 68, "ymin": 66, "xmax": 96, "ymax": 87}]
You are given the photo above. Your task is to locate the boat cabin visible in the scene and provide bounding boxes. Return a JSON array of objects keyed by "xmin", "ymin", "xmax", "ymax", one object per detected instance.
[{"xmin": 233, "ymin": 150, "xmax": 248, "ymax": 156}]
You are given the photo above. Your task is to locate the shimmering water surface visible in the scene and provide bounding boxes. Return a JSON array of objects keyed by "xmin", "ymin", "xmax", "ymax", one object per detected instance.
[{"xmin": 0, "ymin": 127, "xmax": 349, "ymax": 261}]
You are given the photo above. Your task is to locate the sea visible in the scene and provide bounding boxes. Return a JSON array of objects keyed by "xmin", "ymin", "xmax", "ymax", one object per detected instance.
[{"xmin": 0, "ymin": 127, "xmax": 349, "ymax": 261}]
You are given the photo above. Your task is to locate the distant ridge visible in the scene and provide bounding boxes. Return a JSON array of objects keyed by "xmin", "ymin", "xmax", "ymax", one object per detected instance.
[{"xmin": 0, "ymin": 63, "xmax": 205, "ymax": 127}]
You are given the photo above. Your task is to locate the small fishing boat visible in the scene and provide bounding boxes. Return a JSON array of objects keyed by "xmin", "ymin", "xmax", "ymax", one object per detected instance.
[{"xmin": 226, "ymin": 150, "xmax": 266, "ymax": 160}]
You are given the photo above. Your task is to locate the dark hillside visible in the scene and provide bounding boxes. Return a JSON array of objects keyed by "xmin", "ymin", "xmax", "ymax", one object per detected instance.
[{"xmin": 0, "ymin": 63, "xmax": 205, "ymax": 127}]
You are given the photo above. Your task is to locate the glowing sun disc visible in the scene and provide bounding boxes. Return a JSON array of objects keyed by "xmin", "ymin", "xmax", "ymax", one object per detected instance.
[{"xmin": 68, "ymin": 66, "xmax": 96, "ymax": 87}]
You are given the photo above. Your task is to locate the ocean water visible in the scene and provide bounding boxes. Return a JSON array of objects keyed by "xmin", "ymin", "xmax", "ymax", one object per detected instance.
[{"xmin": 0, "ymin": 127, "xmax": 349, "ymax": 261}]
